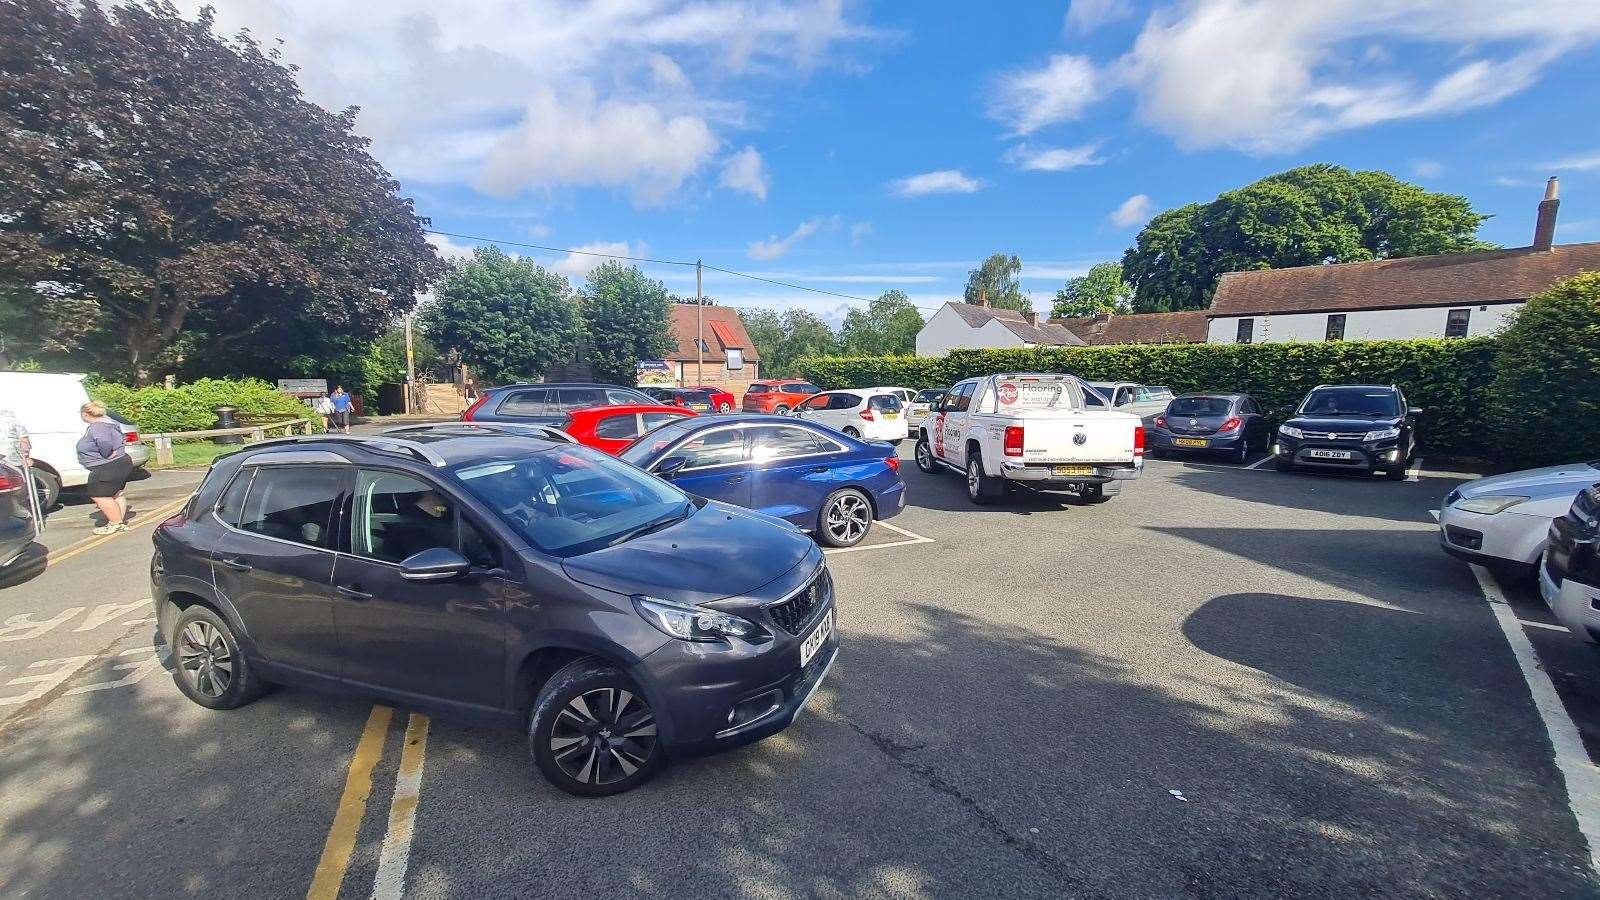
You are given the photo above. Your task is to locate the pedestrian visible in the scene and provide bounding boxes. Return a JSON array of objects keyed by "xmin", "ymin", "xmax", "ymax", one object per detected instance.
[
  {"xmin": 329, "ymin": 385, "xmax": 353, "ymax": 434},
  {"xmin": 311, "ymin": 392, "xmax": 334, "ymax": 431},
  {"xmin": 464, "ymin": 377, "xmax": 478, "ymax": 402},
  {"xmin": 77, "ymin": 401, "xmax": 133, "ymax": 534}
]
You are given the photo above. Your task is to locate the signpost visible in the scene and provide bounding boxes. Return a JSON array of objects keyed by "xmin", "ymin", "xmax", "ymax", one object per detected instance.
[
  {"xmin": 635, "ymin": 360, "xmax": 675, "ymax": 388},
  {"xmin": 276, "ymin": 378, "xmax": 327, "ymax": 398}
]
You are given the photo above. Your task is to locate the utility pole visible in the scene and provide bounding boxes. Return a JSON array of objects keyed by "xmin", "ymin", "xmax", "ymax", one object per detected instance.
[
  {"xmin": 695, "ymin": 259, "xmax": 704, "ymax": 387},
  {"xmin": 404, "ymin": 313, "xmax": 417, "ymax": 414}
]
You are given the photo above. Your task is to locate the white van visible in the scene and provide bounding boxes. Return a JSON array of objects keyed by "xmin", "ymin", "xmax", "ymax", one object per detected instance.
[{"xmin": 0, "ymin": 372, "xmax": 147, "ymax": 508}]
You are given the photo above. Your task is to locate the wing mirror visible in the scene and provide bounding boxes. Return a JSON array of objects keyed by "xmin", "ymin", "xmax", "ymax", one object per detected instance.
[
  {"xmin": 656, "ymin": 456, "xmax": 688, "ymax": 478},
  {"xmin": 398, "ymin": 547, "xmax": 472, "ymax": 582},
  {"xmin": 1409, "ymin": 406, "xmax": 1424, "ymax": 417}
]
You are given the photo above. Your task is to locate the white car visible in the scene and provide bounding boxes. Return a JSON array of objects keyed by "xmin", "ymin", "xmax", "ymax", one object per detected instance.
[
  {"xmin": 792, "ymin": 389, "xmax": 908, "ymax": 444},
  {"xmin": 1087, "ymin": 382, "xmax": 1176, "ymax": 421},
  {"xmin": 0, "ymin": 371, "xmax": 148, "ymax": 509},
  {"xmin": 1439, "ymin": 460, "xmax": 1600, "ymax": 571}
]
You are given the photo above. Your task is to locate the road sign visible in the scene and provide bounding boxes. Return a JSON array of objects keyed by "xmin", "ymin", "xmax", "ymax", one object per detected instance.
[{"xmin": 277, "ymin": 378, "xmax": 328, "ymax": 397}]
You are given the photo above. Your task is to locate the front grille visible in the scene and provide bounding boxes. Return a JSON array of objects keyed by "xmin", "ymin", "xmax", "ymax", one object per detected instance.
[{"xmin": 768, "ymin": 568, "xmax": 831, "ymax": 635}]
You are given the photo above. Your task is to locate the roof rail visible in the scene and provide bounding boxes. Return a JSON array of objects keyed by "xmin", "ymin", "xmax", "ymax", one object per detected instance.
[
  {"xmin": 245, "ymin": 434, "xmax": 449, "ymax": 467},
  {"xmin": 381, "ymin": 422, "xmax": 577, "ymax": 444}
]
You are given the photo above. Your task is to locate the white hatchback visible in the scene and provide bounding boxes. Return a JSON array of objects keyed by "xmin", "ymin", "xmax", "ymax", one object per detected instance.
[{"xmin": 792, "ymin": 389, "xmax": 908, "ymax": 444}]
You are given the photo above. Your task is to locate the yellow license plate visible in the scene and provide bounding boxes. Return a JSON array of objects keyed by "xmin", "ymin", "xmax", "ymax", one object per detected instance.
[
  {"xmin": 1052, "ymin": 465, "xmax": 1094, "ymax": 476},
  {"xmin": 1174, "ymin": 438, "xmax": 1208, "ymax": 448},
  {"xmin": 690, "ymin": 404, "xmax": 709, "ymax": 411},
  {"xmin": 884, "ymin": 412, "xmax": 898, "ymax": 419}
]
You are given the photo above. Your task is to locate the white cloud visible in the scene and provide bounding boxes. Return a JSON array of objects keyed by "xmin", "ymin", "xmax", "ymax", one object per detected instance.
[
  {"xmin": 426, "ymin": 233, "xmax": 478, "ymax": 261},
  {"xmin": 1410, "ymin": 159, "xmax": 1444, "ymax": 179},
  {"xmin": 553, "ymin": 241, "xmax": 642, "ymax": 280},
  {"xmin": 1107, "ymin": 194, "xmax": 1154, "ymax": 228},
  {"xmin": 1492, "ymin": 176, "xmax": 1540, "ymax": 188},
  {"xmin": 746, "ymin": 271, "xmax": 938, "ymax": 284},
  {"xmin": 719, "ymin": 146, "xmax": 770, "ymax": 200},
  {"xmin": 889, "ymin": 170, "xmax": 983, "ymax": 198},
  {"xmin": 747, "ymin": 218, "xmax": 828, "ymax": 260},
  {"xmin": 1546, "ymin": 151, "xmax": 1600, "ymax": 172},
  {"xmin": 648, "ymin": 53, "xmax": 689, "ymax": 89},
  {"xmin": 1065, "ymin": 0, "xmax": 1132, "ymax": 34},
  {"xmin": 1005, "ymin": 142, "xmax": 1106, "ymax": 172},
  {"xmin": 850, "ymin": 222, "xmax": 873, "ymax": 246},
  {"xmin": 990, "ymin": 54, "xmax": 1102, "ymax": 136}
]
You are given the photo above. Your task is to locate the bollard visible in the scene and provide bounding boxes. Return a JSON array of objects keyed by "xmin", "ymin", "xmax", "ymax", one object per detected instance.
[
  {"xmin": 212, "ymin": 406, "xmax": 242, "ymax": 445},
  {"xmin": 154, "ymin": 436, "xmax": 174, "ymax": 466}
]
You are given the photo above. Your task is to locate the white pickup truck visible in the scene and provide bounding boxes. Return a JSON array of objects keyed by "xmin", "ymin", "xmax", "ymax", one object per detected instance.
[{"xmin": 913, "ymin": 373, "xmax": 1144, "ymax": 504}]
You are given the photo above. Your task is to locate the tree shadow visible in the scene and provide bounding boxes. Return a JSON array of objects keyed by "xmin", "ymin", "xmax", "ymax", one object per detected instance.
[{"xmin": 1163, "ymin": 464, "xmax": 1470, "ymax": 525}]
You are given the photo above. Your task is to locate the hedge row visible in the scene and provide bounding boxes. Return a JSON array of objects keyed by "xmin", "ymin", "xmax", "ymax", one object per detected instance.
[
  {"xmin": 798, "ymin": 339, "xmax": 1498, "ymax": 457},
  {"xmin": 89, "ymin": 377, "xmax": 321, "ymax": 435}
]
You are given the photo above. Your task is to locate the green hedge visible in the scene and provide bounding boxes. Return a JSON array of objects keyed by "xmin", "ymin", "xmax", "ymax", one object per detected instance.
[
  {"xmin": 1487, "ymin": 273, "xmax": 1600, "ymax": 468},
  {"xmin": 89, "ymin": 377, "xmax": 320, "ymax": 436},
  {"xmin": 798, "ymin": 338, "xmax": 1498, "ymax": 457}
]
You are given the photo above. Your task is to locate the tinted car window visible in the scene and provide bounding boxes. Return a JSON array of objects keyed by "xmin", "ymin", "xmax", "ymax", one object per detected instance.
[
  {"xmin": 827, "ymin": 393, "xmax": 858, "ymax": 411},
  {"xmin": 640, "ymin": 412, "xmax": 686, "ymax": 432},
  {"xmin": 236, "ymin": 466, "xmax": 342, "ymax": 548},
  {"xmin": 1082, "ymin": 387, "xmax": 1106, "ymax": 408},
  {"xmin": 1168, "ymin": 397, "xmax": 1233, "ymax": 417},
  {"xmin": 915, "ymin": 389, "xmax": 945, "ymax": 404},
  {"xmin": 497, "ymin": 389, "xmax": 548, "ymax": 417},
  {"xmin": 593, "ymin": 414, "xmax": 641, "ymax": 440},
  {"xmin": 217, "ymin": 468, "xmax": 255, "ymax": 527},
  {"xmin": 606, "ymin": 388, "xmax": 652, "ymax": 405},
  {"xmin": 868, "ymin": 394, "xmax": 903, "ymax": 411},
  {"xmin": 618, "ymin": 418, "xmax": 705, "ymax": 464},
  {"xmin": 673, "ymin": 428, "xmax": 750, "ymax": 470},
  {"xmin": 952, "ymin": 383, "xmax": 974, "ymax": 412},
  {"xmin": 352, "ymin": 470, "xmax": 458, "ymax": 564},
  {"xmin": 781, "ymin": 383, "xmax": 819, "ymax": 395},
  {"xmin": 746, "ymin": 384, "xmax": 769, "ymax": 394},
  {"xmin": 459, "ymin": 515, "xmax": 501, "ymax": 570},
  {"xmin": 1298, "ymin": 388, "xmax": 1401, "ymax": 418},
  {"xmin": 750, "ymin": 425, "xmax": 835, "ymax": 460},
  {"xmin": 681, "ymin": 390, "xmax": 713, "ymax": 405},
  {"xmin": 558, "ymin": 388, "xmax": 606, "ymax": 411}
]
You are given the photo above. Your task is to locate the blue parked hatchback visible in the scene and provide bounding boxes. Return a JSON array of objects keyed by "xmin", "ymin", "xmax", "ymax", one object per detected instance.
[{"xmin": 619, "ymin": 415, "xmax": 905, "ymax": 547}]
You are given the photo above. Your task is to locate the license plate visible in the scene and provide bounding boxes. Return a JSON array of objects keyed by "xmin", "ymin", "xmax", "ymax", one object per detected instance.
[
  {"xmin": 690, "ymin": 404, "xmax": 709, "ymax": 411},
  {"xmin": 883, "ymin": 412, "xmax": 898, "ymax": 419},
  {"xmin": 1052, "ymin": 465, "xmax": 1094, "ymax": 476},
  {"xmin": 799, "ymin": 608, "xmax": 834, "ymax": 668},
  {"xmin": 1308, "ymin": 449, "xmax": 1353, "ymax": 460},
  {"xmin": 1174, "ymin": 438, "xmax": 1208, "ymax": 448}
]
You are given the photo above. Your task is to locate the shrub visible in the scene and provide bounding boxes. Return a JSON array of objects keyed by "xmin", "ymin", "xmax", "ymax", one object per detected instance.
[
  {"xmin": 1488, "ymin": 273, "xmax": 1600, "ymax": 469},
  {"xmin": 798, "ymin": 338, "xmax": 1498, "ymax": 456},
  {"xmin": 89, "ymin": 377, "xmax": 320, "ymax": 435}
]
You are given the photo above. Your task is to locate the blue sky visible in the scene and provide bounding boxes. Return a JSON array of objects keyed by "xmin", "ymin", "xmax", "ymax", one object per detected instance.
[{"xmin": 189, "ymin": 1, "xmax": 1600, "ymax": 324}]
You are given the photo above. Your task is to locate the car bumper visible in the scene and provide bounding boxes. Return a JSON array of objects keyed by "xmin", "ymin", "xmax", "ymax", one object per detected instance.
[
  {"xmin": 125, "ymin": 442, "xmax": 150, "ymax": 469},
  {"xmin": 998, "ymin": 461, "xmax": 1140, "ymax": 485},
  {"xmin": 0, "ymin": 522, "xmax": 35, "ymax": 569},
  {"xmin": 1542, "ymin": 556, "xmax": 1600, "ymax": 641},
  {"xmin": 1437, "ymin": 506, "xmax": 1549, "ymax": 566},
  {"xmin": 1272, "ymin": 437, "xmax": 1403, "ymax": 471},
  {"xmin": 1148, "ymin": 429, "xmax": 1245, "ymax": 452}
]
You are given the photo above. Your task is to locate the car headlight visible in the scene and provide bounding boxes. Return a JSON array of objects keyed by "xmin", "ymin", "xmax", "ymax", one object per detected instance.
[
  {"xmin": 1363, "ymin": 427, "xmax": 1401, "ymax": 441},
  {"xmin": 1278, "ymin": 425, "xmax": 1303, "ymax": 439},
  {"xmin": 1453, "ymin": 494, "xmax": 1529, "ymax": 515},
  {"xmin": 633, "ymin": 595, "xmax": 766, "ymax": 642}
]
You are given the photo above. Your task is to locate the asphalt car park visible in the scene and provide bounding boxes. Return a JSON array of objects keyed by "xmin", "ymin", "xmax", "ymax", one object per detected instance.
[{"xmin": 2, "ymin": 446, "xmax": 1599, "ymax": 897}]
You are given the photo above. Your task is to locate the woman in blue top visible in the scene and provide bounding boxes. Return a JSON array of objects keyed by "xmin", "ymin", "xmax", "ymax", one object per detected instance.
[
  {"xmin": 329, "ymin": 386, "xmax": 353, "ymax": 434},
  {"xmin": 77, "ymin": 401, "xmax": 133, "ymax": 534}
]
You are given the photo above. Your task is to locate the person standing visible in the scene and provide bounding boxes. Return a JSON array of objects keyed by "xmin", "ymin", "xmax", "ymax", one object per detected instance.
[
  {"xmin": 77, "ymin": 401, "xmax": 132, "ymax": 534},
  {"xmin": 311, "ymin": 392, "xmax": 334, "ymax": 431},
  {"xmin": 329, "ymin": 385, "xmax": 353, "ymax": 434}
]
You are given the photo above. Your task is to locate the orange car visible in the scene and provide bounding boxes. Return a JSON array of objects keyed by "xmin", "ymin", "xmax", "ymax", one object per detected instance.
[{"xmin": 740, "ymin": 380, "xmax": 820, "ymax": 415}]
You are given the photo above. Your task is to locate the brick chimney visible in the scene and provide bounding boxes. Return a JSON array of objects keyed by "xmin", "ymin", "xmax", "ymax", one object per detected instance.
[
  {"xmin": 1024, "ymin": 311, "xmax": 1039, "ymax": 326},
  {"xmin": 1533, "ymin": 176, "xmax": 1560, "ymax": 251},
  {"xmin": 977, "ymin": 287, "xmax": 989, "ymax": 308},
  {"xmin": 1090, "ymin": 312, "xmax": 1111, "ymax": 335}
]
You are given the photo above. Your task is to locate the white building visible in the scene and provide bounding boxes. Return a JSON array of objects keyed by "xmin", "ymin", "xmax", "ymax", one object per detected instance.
[
  {"xmin": 1207, "ymin": 178, "xmax": 1600, "ymax": 344},
  {"xmin": 916, "ymin": 301, "xmax": 1083, "ymax": 357}
]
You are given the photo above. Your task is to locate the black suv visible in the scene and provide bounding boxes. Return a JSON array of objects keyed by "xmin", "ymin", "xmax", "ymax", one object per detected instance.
[
  {"xmin": 150, "ymin": 429, "xmax": 838, "ymax": 796},
  {"xmin": 1541, "ymin": 482, "xmax": 1600, "ymax": 642},
  {"xmin": 1272, "ymin": 384, "xmax": 1421, "ymax": 480}
]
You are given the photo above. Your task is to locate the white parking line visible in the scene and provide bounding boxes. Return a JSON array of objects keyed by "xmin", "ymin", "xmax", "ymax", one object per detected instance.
[
  {"xmin": 1523, "ymin": 619, "xmax": 1570, "ymax": 634},
  {"xmin": 823, "ymin": 520, "xmax": 934, "ymax": 556},
  {"xmin": 1471, "ymin": 564, "xmax": 1600, "ymax": 875},
  {"xmin": 371, "ymin": 712, "xmax": 430, "ymax": 900},
  {"xmin": 1429, "ymin": 510, "xmax": 1440, "ymax": 522},
  {"xmin": 1406, "ymin": 457, "xmax": 1425, "ymax": 482},
  {"xmin": 1245, "ymin": 455, "xmax": 1275, "ymax": 470}
]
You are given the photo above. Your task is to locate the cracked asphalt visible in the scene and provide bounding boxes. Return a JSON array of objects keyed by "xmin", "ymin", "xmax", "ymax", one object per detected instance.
[{"xmin": 2, "ymin": 452, "xmax": 1598, "ymax": 898}]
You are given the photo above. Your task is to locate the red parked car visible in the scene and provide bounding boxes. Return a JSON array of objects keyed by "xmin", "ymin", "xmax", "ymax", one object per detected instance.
[
  {"xmin": 740, "ymin": 380, "xmax": 820, "ymax": 415},
  {"xmin": 685, "ymin": 386, "xmax": 736, "ymax": 413},
  {"xmin": 561, "ymin": 404, "xmax": 696, "ymax": 455}
]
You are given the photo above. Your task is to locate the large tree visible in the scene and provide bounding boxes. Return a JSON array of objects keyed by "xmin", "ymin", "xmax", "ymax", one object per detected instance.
[
  {"xmin": 581, "ymin": 262, "xmax": 675, "ymax": 386},
  {"xmin": 0, "ymin": 0, "xmax": 444, "ymax": 383},
  {"xmin": 737, "ymin": 307, "xmax": 838, "ymax": 378},
  {"xmin": 420, "ymin": 247, "xmax": 581, "ymax": 384},
  {"xmin": 1121, "ymin": 164, "xmax": 1492, "ymax": 312},
  {"xmin": 963, "ymin": 253, "xmax": 1033, "ymax": 315},
  {"xmin": 1053, "ymin": 262, "xmax": 1132, "ymax": 319},
  {"xmin": 840, "ymin": 290, "xmax": 924, "ymax": 356}
]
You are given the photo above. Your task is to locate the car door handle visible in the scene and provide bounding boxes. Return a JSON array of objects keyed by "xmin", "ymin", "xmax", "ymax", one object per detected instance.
[
  {"xmin": 216, "ymin": 557, "xmax": 252, "ymax": 573},
  {"xmin": 336, "ymin": 585, "xmax": 373, "ymax": 601},
  {"xmin": 811, "ymin": 466, "xmax": 828, "ymax": 473}
]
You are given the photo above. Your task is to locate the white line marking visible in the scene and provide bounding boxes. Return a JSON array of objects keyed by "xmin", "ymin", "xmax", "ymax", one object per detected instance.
[
  {"xmin": 1246, "ymin": 454, "xmax": 1275, "ymax": 470},
  {"xmin": 1471, "ymin": 564, "xmax": 1600, "ymax": 874},
  {"xmin": 1429, "ymin": 510, "xmax": 1440, "ymax": 522},
  {"xmin": 1407, "ymin": 457, "xmax": 1425, "ymax": 482},
  {"xmin": 872, "ymin": 520, "xmax": 927, "ymax": 540},
  {"xmin": 372, "ymin": 712, "xmax": 430, "ymax": 900},
  {"xmin": 822, "ymin": 520, "xmax": 934, "ymax": 555},
  {"xmin": 1523, "ymin": 619, "xmax": 1571, "ymax": 634}
]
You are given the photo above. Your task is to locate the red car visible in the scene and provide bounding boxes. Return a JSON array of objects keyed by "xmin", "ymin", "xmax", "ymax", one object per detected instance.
[
  {"xmin": 740, "ymin": 379, "xmax": 821, "ymax": 415},
  {"xmin": 561, "ymin": 404, "xmax": 696, "ymax": 455},
  {"xmin": 685, "ymin": 386, "xmax": 736, "ymax": 413}
]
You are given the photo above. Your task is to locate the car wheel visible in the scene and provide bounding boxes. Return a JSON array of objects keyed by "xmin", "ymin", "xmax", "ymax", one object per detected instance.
[
  {"xmin": 842, "ymin": 426, "xmax": 861, "ymax": 438},
  {"xmin": 818, "ymin": 488, "xmax": 873, "ymax": 547},
  {"xmin": 28, "ymin": 466, "xmax": 60, "ymax": 511},
  {"xmin": 1231, "ymin": 437, "xmax": 1250, "ymax": 465},
  {"xmin": 530, "ymin": 659, "xmax": 663, "ymax": 797},
  {"xmin": 966, "ymin": 454, "xmax": 1000, "ymax": 504},
  {"xmin": 718, "ymin": 402, "xmax": 731, "ymax": 413},
  {"xmin": 170, "ymin": 605, "xmax": 266, "ymax": 710},
  {"xmin": 915, "ymin": 437, "xmax": 938, "ymax": 474},
  {"xmin": 775, "ymin": 405, "xmax": 791, "ymax": 416}
]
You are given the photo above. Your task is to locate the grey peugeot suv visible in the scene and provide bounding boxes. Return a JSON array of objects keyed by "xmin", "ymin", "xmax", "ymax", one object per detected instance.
[{"xmin": 150, "ymin": 428, "xmax": 838, "ymax": 796}]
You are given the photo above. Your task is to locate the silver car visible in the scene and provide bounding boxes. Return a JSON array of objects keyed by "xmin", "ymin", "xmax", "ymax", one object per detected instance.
[{"xmin": 1438, "ymin": 460, "xmax": 1600, "ymax": 570}]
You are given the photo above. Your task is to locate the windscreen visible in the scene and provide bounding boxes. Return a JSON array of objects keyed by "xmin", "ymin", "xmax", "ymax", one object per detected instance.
[
  {"xmin": 1168, "ymin": 397, "xmax": 1233, "ymax": 417},
  {"xmin": 1298, "ymin": 388, "xmax": 1400, "ymax": 418}
]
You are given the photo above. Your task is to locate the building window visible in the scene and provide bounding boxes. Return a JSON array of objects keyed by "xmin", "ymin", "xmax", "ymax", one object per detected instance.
[
  {"xmin": 1235, "ymin": 319, "xmax": 1253, "ymax": 344},
  {"xmin": 1325, "ymin": 314, "xmax": 1346, "ymax": 341},
  {"xmin": 1445, "ymin": 308, "xmax": 1470, "ymax": 339},
  {"xmin": 725, "ymin": 348, "xmax": 743, "ymax": 371},
  {"xmin": 694, "ymin": 338, "xmax": 711, "ymax": 353}
]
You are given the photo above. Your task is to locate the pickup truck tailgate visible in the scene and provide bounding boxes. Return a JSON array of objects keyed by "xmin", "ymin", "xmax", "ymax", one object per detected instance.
[{"xmin": 1013, "ymin": 414, "xmax": 1137, "ymax": 463}]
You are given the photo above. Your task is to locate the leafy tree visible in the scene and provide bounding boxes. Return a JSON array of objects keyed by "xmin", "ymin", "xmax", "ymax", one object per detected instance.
[
  {"xmin": 1487, "ymin": 272, "xmax": 1600, "ymax": 468},
  {"xmin": 420, "ymin": 247, "xmax": 582, "ymax": 384},
  {"xmin": 0, "ymin": 0, "xmax": 444, "ymax": 383},
  {"xmin": 736, "ymin": 307, "xmax": 838, "ymax": 377},
  {"xmin": 580, "ymin": 262, "xmax": 675, "ymax": 386},
  {"xmin": 1053, "ymin": 262, "xmax": 1132, "ymax": 318},
  {"xmin": 840, "ymin": 290, "xmax": 925, "ymax": 356},
  {"xmin": 1122, "ymin": 164, "xmax": 1492, "ymax": 312},
  {"xmin": 963, "ymin": 254, "xmax": 1034, "ymax": 314},
  {"xmin": 738, "ymin": 307, "xmax": 784, "ymax": 373}
]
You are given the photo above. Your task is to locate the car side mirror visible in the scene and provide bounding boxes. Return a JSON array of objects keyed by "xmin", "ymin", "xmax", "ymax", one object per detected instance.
[
  {"xmin": 1409, "ymin": 406, "xmax": 1424, "ymax": 417},
  {"xmin": 399, "ymin": 547, "xmax": 472, "ymax": 583},
  {"xmin": 656, "ymin": 456, "xmax": 688, "ymax": 478}
]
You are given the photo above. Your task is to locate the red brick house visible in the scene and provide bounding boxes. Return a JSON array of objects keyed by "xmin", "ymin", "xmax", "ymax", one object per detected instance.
[{"xmin": 660, "ymin": 303, "xmax": 762, "ymax": 399}]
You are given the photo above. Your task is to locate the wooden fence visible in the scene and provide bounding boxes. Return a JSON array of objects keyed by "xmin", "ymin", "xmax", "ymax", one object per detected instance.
[{"xmin": 142, "ymin": 417, "xmax": 315, "ymax": 466}]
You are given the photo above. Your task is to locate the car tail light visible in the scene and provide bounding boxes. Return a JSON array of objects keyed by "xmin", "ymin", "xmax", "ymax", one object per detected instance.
[
  {"xmin": 1134, "ymin": 425, "xmax": 1146, "ymax": 458},
  {"xmin": 1154, "ymin": 415, "xmax": 1167, "ymax": 429},
  {"xmin": 123, "ymin": 430, "xmax": 140, "ymax": 444},
  {"xmin": 1004, "ymin": 426, "xmax": 1024, "ymax": 457},
  {"xmin": 885, "ymin": 455, "xmax": 900, "ymax": 472},
  {"xmin": 0, "ymin": 467, "xmax": 21, "ymax": 492},
  {"xmin": 1218, "ymin": 416, "xmax": 1242, "ymax": 433},
  {"xmin": 461, "ymin": 394, "xmax": 489, "ymax": 421},
  {"xmin": 860, "ymin": 409, "xmax": 874, "ymax": 421}
]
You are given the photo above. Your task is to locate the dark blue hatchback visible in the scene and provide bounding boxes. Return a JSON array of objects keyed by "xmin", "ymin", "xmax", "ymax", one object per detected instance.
[{"xmin": 619, "ymin": 414, "xmax": 905, "ymax": 547}]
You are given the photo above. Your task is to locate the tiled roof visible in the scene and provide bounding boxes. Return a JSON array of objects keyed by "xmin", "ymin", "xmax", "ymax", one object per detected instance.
[
  {"xmin": 665, "ymin": 304, "xmax": 760, "ymax": 362},
  {"xmin": 1053, "ymin": 310, "xmax": 1209, "ymax": 345},
  {"xmin": 1208, "ymin": 242, "xmax": 1600, "ymax": 317},
  {"xmin": 942, "ymin": 302, "xmax": 1084, "ymax": 346}
]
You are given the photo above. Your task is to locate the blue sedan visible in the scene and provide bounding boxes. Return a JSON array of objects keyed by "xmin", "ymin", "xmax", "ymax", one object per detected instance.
[{"xmin": 618, "ymin": 414, "xmax": 905, "ymax": 548}]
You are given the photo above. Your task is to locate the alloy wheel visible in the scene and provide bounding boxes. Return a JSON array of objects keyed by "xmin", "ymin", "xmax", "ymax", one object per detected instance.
[
  {"xmin": 967, "ymin": 459, "xmax": 980, "ymax": 499},
  {"xmin": 177, "ymin": 619, "xmax": 232, "ymax": 698},
  {"xmin": 825, "ymin": 493, "xmax": 871, "ymax": 544},
  {"xmin": 915, "ymin": 440, "xmax": 933, "ymax": 471},
  {"xmin": 549, "ymin": 687, "xmax": 658, "ymax": 787}
]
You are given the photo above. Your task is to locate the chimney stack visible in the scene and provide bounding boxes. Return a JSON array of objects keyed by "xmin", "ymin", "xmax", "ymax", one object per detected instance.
[
  {"xmin": 1533, "ymin": 176, "xmax": 1560, "ymax": 251},
  {"xmin": 1024, "ymin": 311, "xmax": 1039, "ymax": 326},
  {"xmin": 977, "ymin": 287, "xmax": 989, "ymax": 308}
]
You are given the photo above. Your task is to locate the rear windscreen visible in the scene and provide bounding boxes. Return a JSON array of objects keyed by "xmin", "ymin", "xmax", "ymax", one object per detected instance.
[
  {"xmin": 868, "ymin": 394, "xmax": 903, "ymax": 411},
  {"xmin": 1168, "ymin": 397, "xmax": 1232, "ymax": 417}
]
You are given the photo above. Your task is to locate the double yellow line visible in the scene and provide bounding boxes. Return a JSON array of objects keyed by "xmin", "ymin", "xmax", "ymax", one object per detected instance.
[{"xmin": 46, "ymin": 493, "xmax": 194, "ymax": 568}]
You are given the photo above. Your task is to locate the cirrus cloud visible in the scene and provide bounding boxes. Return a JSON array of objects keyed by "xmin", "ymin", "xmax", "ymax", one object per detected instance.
[{"xmin": 889, "ymin": 170, "xmax": 983, "ymax": 198}]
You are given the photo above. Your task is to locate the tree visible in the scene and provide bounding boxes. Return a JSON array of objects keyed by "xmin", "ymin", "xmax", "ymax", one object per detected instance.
[
  {"xmin": 420, "ymin": 247, "xmax": 582, "ymax": 384},
  {"xmin": 736, "ymin": 307, "xmax": 838, "ymax": 377},
  {"xmin": 1053, "ymin": 262, "xmax": 1132, "ymax": 318},
  {"xmin": 0, "ymin": 0, "xmax": 444, "ymax": 383},
  {"xmin": 1121, "ymin": 164, "xmax": 1491, "ymax": 312},
  {"xmin": 580, "ymin": 262, "xmax": 675, "ymax": 386},
  {"xmin": 839, "ymin": 290, "xmax": 925, "ymax": 356},
  {"xmin": 963, "ymin": 254, "xmax": 1033, "ymax": 315},
  {"xmin": 1487, "ymin": 272, "xmax": 1600, "ymax": 469},
  {"xmin": 738, "ymin": 307, "xmax": 784, "ymax": 374}
]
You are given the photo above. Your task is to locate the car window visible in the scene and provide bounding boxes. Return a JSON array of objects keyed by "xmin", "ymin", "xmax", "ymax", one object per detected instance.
[
  {"xmin": 1168, "ymin": 397, "xmax": 1233, "ymax": 417},
  {"xmin": 1244, "ymin": 398, "xmax": 1261, "ymax": 414},
  {"xmin": 828, "ymin": 393, "xmax": 860, "ymax": 411},
  {"xmin": 750, "ymin": 425, "xmax": 838, "ymax": 461},
  {"xmin": 593, "ymin": 414, "xmax": 641, "ymax": 441},
  {"xmin": 216, "ymin": 468, "xmax": 255, "ymax": 527},
  {"xmin": 782, "ymin": 383, "xmax": 819, "ymax": 395},
  {"xmin": 1299, "ymin": 388, "xmax": 1401, "ymax": 418},
  {"xmin": 606, "ymin": 388, "xmax": 651, "ymax": 405},
  {"xmin": 746, "ymin": 384, "xmax": 768, "ymax": 394},
  {"xmin": 497, "ymin": 389, "xmax": 548, "ymax": 417},
  {"xmin": 640, "ymin": 411, "xmax": 688, "ymax": 432},
  {"xmin": 672, "ymin": 428, "xmax": 750, "ymax": 471},
  {"xmin": 1136, "ymin": 387, "xmax": 1174, "ymax": 403},
  {"xmin": 459, "ymin": 515, "xmax": 502, "ymax": 570},
  {"xmin": 351, "ymin": 470, "xmax": 460, "ymax": 564},
  {"xmin": 1082, "ymin": 386, "xmax": 1106, "ymax": 408},
  {"xmin": 798, "ymin": 394, "xmax": 830, "ymax": 412},
  {"xmin": 949, "ymin": 383, "xmax": 974, "ymax": 412},
  {"xmin": 236, "ymin": 466, "xmax": 342, "ymax": 549},
  {"xmin": 868, "ymin": 394, "xmax": 903, "ymax": 412},
  {"xmin": 558, "ymin": 388, "xmax": 605, "ymax": 411}
]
